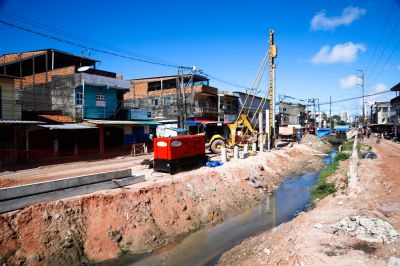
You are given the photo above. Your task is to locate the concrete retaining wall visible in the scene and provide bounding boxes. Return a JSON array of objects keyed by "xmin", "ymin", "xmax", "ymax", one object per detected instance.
[{"xmin": 0, "ymin": 169, "xmax": 145, "ymax": 213}]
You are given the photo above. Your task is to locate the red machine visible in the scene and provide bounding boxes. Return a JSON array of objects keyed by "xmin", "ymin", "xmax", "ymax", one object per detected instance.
[{"xmin": 153, "ymin": 135, "xmax": 207, "ymax": 174}]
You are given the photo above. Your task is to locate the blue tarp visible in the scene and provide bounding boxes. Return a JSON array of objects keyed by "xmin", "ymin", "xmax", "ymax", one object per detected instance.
[
  {"xmin": 334, "ymin": 126, "xmax": 350, "ymax": 132},
  {"xmin": 170, "ymin": 128, "xmax": 188, "ymax": 133},
  {"xmin": 316, "ymin": 128, "xmax": 332, "ymax": 138},
  {"xmin": 186, "ymin": 121, "xmax": 200, "ymax": 126}
]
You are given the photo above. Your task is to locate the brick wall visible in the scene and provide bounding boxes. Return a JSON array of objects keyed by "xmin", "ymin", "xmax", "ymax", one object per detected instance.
[
  {"xmin": 0, "ymin": 51, "xmax": 46, "ymax": 64},
  {"xmin": 13, "ymin": 66, "xmax": 76, "ymax": 89}
]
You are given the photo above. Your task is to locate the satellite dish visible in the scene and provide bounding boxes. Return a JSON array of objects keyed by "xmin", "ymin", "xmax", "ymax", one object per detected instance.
[{"xmin": 78, "ymin": 66, "xmax": 91, "ymax": 72}]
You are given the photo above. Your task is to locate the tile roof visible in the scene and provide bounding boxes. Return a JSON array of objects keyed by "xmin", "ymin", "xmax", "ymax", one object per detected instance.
[{"xmin": 38, "ymin": 115, "xmax": 76, "ymax": 123}]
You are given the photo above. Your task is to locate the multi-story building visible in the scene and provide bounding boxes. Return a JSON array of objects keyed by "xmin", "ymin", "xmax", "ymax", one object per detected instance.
[
  {"xmin": 370, "ymin": 101, "xmax": 396, "ymax": 133},
  {"xmin": 0, "ymin": 75, "xmax": 21, "ymax": 120},
  {"xmin": 0, "ymin": 49, "xmax": 130, "ymax": 120},
  {"xmin": 340, "ymin": 111, "xmax": 348, "ymax": 123},
  {"xmin": 123, "ymin": 74, "xmax": 220, "ymax": 122},
  {"xmin": 0, "ymin": 49, "xmax": 153, "ymax": 164},
  {"xmin": 234, "ymin": 91, "xmax": 269, "ymax": 123},
  {"xmin": 279, "ymin": 102, "xmax": 306, "ymax": 126},
  {"xmin": 390, "ymin": 83, "xmax": 400, "ymax": 137}
]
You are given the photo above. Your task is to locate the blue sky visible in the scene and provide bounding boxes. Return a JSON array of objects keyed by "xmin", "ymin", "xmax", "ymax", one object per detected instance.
[{"xmin": 1, "ymin": 0, "xmax": 399, "ymax": 117}]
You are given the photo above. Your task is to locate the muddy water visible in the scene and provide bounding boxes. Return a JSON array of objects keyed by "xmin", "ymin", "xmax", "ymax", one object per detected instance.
[{"xmin": 107, "ymin": 152, "xmax": 336, "ymax": 266}]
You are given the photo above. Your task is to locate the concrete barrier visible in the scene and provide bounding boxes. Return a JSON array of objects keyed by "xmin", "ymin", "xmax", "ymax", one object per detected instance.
[
  {"xmin": 348, "ymin": 135, "xmax": 359, "ymax": 191},
  {"xmin": 0, "ymin": 169, "xmax": 145, "ymax": 213},
  {"xmin": 0, "ymin": 169, "xmax": 132, "ymax": 201}
]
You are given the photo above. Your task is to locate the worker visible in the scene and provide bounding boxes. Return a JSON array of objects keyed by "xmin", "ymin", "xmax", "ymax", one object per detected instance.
[{"xmin": 296, "ymin": 131, "xmax": 302, "ymax": 144}]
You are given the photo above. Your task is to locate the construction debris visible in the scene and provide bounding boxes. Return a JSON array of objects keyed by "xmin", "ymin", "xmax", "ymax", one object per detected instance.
[{"xmin": 334, "ymin": 216, "xmax": 399, "ymax": 244}]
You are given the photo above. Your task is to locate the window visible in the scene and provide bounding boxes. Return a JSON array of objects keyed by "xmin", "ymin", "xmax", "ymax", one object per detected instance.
[
  {"xmin": 198, "ymin": 99, "xmax": 207, "ymax": 107},
  {"xmin": 76, "ymin": 92, "xmax": 83, "ymax": 105},
  {"xmin": 150, "ymin": 99, "xmax": 158, "ymax": 106},
  {"xmin": 163, "ymin": 97, "xmax": 172, "ymax": 105},
  {"xmin": 283, "ymin": 108, "xmax": 287, "ymax": 112},
  {"xmin": 96, "ymin": 93, "xmax": 106, "ymax": 107},
  {"xmin": 382, "ymin": 107, "xmax": 388, "ymax": 112}
]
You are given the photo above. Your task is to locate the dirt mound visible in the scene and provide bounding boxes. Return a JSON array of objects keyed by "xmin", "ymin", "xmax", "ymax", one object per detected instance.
[{"xmin": 0, "ymin": 145, "xmax": 323, "ymax": 265}]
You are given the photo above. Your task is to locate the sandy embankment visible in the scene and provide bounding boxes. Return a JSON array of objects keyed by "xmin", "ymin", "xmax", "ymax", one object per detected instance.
[{"xmin": 0, "ymin": 143, "xmax": 325, "ymax": 265}]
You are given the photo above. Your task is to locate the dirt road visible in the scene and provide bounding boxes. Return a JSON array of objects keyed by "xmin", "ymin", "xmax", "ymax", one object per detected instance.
[
  {"xmin": 0, "ymin": 155, "xmax": 153, "ymax": 188},
  {"xmin": 219, "ymin": 137, "xmax": 400, "ymax": 265}
]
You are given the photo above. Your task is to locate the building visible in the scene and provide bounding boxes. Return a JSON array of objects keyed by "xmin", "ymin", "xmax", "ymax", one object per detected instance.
[
  {"xmin": 0, "ymin": 75, "xmax": 21, "ymax": 120},
  {"xmin": 218, "ymin": 91, "xmax": 239, "ymax": 123},
  {"xmin": 340, "ymin": 111, "xmax": 348, "ymax": 123},
  {"xmin": 390, "ymin": 83, "xmax": 400, "ymax": 138},
  {"xmin": 279, "ymin": 102, "xmax": 306, "ymax": 126},
  {"xmin": 0, "ymin": 49, "xmax": 154, "ymax": 168},
  {"xmin": 234, "ymin": 91, "xmax": 270, "ymax": 123},
  {"xmin": 0, "ymin": 49, "xmax": 131, "ymax": 120},
  {"xmin": 124, "ymin": 74, "xmax": 220, "ymax": 122},
  {"xmin": 370, "ymin": 101, "xmax": 395, "ymax": 133}
]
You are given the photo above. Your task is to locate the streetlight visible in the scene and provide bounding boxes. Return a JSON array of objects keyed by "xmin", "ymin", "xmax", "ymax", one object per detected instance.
[{"xmin": 77, "ymin": 66, "xmax": 91, "ymax": 119}]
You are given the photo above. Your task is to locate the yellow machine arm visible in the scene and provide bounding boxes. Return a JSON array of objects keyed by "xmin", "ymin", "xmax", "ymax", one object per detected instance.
[{"xmin": 228, "ymin": 114, "xmax": 258, "ymax": 146}]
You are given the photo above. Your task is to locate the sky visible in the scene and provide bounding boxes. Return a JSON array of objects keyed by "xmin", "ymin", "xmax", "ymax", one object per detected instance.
[{"xmin": 1, "ymin": 0, "xmax": 400, "ymax": 118}]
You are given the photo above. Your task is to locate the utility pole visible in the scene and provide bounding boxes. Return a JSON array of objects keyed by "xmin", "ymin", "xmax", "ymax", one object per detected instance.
[
  {"xmin": 357, "ymin": 69, "xmax": 365, "ymax": 128},
  {"xmin": 329, "ymin": 95, "xmax": 332, "ymax": 128},
  {"xmin": 268, "ymin": 29, "xmax": 277, "ymax": 147}
]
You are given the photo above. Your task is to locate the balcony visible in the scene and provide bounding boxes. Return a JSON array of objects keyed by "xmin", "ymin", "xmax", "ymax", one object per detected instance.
[{"xmin": 193, "ymin": 106, "xmax": 218, "ymax": 116}]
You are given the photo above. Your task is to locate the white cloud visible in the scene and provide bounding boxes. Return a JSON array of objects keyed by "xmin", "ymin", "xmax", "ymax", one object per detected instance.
[
  {"xmin": 311, "ymin": 42, "xmax": 366, "ymax": 64},
  {"xmin": 339, "ymin": 74, "xmax": 360, "ymax": 89},
  {"xmin": 372, "ymin": 83, "xmax": 387, "ymax": 94},
  {"xmin": 363, "ymin": 83, "xmax": 389, "ymax": 106},
  {"xmin": 311, "ymin": 6, "xmax": 366, "ymax": 31}
]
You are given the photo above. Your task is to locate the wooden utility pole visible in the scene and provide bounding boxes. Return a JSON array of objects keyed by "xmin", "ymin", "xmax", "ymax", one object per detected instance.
[
  {"xmin": 268, "ymin": 29, "xmax": 277, "ymax": 147},
  {"xmin": 329, "ymin": 95, "xmax": 332, "ymax": 128},
  {"xmin": 357, "ymin": 69, "xmax": 365, "ymax": 128}
]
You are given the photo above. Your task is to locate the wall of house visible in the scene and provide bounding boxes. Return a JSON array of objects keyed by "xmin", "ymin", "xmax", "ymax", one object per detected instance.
[
  {"xmin": 51, "ymin": 75, "xmax": 77, "ymax": 118},
  {"xmin": 0, "ymin": 78, "xmax": 21, "ymax": 120},
  {"xmin": 75, "ymin": 85, "xmax": 118, "ymax": 119}
]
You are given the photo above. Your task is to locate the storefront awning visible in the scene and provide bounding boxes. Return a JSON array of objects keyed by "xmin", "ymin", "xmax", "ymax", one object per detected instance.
[
  {"xmin": 38, "ymin": 124, "xmax": 97, "ymax": 130},
  {"xmin": 85, "ymin": 119, "xmax": 160, "ymax": 126}
]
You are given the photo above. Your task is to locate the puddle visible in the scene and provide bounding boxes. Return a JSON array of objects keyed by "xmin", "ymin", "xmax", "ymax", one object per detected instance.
[{"xmin": 103, "ymin": 152, "xmax": 336, "ymax": 266}]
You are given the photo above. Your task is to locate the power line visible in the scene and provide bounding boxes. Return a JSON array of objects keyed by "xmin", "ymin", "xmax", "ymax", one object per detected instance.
[
  {"xmin": 0, "ymin": 19, "xmax": 188, "ymax": 69},
  {"xmin": 0, "ymin": 18, "xmax": 256, "ymax": 92},
  {"xmin": 369, "ymin": 35, "xmax": 400, "ymax": 85},
  {"xmin": 365, "ymin": 0, "xmax": 396, "ymax": 74},
  {"xmin": 366, "ymin": 15, "xmax": 400, "ymax": 80},
  {"xmin": 0, "ymin": 10, "xmax": 179, "ymax": 67},
  {"xmin": 319, "ymin": 89, "xmax": 392, "ymax": 106}
]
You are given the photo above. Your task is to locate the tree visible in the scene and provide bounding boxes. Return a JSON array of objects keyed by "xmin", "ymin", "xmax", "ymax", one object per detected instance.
[{"xmin": 331, "ymin": 115, "xmax": 341, "ymax": 122}]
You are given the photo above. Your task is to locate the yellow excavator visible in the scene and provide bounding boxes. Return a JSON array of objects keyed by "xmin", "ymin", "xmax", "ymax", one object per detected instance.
[{"xmin": 207, "ymin": 114, "xmax": 258, "ymax": 154}]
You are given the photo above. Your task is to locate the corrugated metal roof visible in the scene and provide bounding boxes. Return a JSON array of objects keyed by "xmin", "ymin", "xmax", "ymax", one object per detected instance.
[
  {"xmin": 86, "ymin": 119, "xmax": 160, "ymax": 125},
  {"xmin": 38, "ymin": 124, "xmax": 96, "ymax": 130},
  {"xmin": 0, "ymin": 120, "xmax": 44, "ymax": 124}
]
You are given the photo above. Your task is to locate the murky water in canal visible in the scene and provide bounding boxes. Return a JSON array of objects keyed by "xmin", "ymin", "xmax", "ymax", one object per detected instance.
[{"xmin": 105, "ymin": 152, "xmax": 336, "ymax": 266}]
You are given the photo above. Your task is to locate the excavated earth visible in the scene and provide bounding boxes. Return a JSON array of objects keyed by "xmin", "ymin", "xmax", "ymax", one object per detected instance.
[
  {"xmin": 218, "ymin": 138, "xmax": 400, "ymax": 266},
  {"xmin": 0, "ymin": 143, "xmax": 327, "ymax": 266}
]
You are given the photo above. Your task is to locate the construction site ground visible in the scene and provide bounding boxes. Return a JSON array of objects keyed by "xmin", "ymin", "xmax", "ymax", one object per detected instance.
[
  {"xmin": 0, "ymin": 137, "xmax": 330, "ymax": 265},
  {"xmin": 219, "ymin": 137, "xmax": 400, "ymax": 266}
]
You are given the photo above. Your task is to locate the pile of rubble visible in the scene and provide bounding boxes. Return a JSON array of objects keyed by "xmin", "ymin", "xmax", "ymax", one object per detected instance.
[{"xmin": 334, "ymin": 216, "xmax": 399, "ymax": 244}]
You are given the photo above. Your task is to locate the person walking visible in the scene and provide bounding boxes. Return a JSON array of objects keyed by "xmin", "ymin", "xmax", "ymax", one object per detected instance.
[{"xmin": 296, "ymin": 131, "xmax": 302, "ymax": 144}]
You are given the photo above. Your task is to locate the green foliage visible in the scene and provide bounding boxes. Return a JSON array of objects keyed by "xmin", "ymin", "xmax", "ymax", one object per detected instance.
[
  {"xmin": 310, "ymin": 152, "xmax": 350, "ymax": 205},
  {"xmin": 341, "ymin": 141, "xmax": 354, "ymax": 151}
]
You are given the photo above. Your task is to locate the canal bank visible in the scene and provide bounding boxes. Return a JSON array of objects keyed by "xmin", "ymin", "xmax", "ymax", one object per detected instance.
[
  {"xmin": 219, "ymin": 137, "xmax": 400, "ymax": 266},
  {"xmin": 0, "ymin": 140, "xmax": 329, "ymax": 265}
]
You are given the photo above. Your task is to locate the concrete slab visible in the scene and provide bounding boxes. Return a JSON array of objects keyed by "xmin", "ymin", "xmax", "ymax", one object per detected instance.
[
  {"xmin": 0, "ymin": 175, "xmax": 145, "ymax": 213},
  {"xmin": 0, "ymin": 169, "xmax": 132, "ymax": 201}
]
